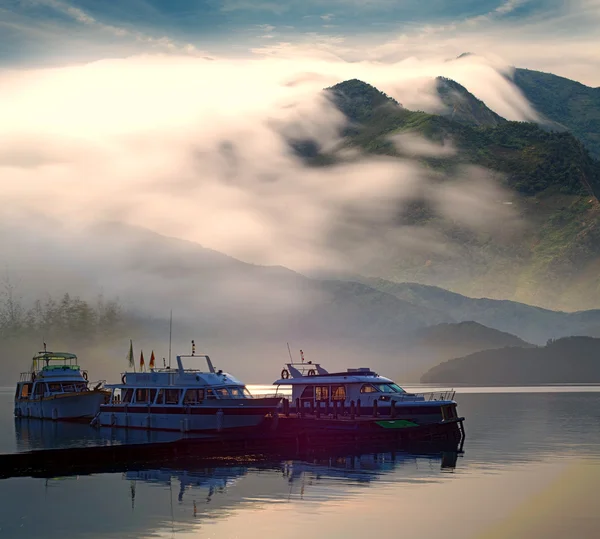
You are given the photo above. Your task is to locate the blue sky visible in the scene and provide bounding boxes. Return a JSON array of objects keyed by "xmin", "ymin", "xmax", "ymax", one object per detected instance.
[{"xmin": 1, "ymin": 0, "xmax": 598, "ymax": 85}]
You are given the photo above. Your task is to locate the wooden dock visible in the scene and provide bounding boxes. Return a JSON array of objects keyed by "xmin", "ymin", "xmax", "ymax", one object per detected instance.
[{"xmin": 0, "ymin": 415, "xmax": 465, "ymax": 480}]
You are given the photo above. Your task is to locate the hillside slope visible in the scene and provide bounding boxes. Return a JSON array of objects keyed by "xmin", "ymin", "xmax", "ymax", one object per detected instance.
[
  {"xmin": 513, "ymin": 68, "xmax": 600, "ymax": 159},
  {"xmin": 319, "ymin": 79, "xmax": 600, "ymax": 311},
  {"xmin": 420, "ymin": 336, "xmax": 600, "ymax": 385}
]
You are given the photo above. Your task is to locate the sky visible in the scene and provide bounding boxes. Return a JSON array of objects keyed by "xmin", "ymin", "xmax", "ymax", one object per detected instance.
[
  {"xmin": 0, "ymin": 0, "xmax": 598, "ymax": 84},
  {"xmin": 0, "ymin": 0, "xmax": 598, "ymax": 310}
]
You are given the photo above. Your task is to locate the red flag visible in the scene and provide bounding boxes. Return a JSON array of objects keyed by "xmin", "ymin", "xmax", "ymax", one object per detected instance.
[
  {"xmin": 300, "ymin": 350, "xmax": 305, "ymax": 362},
  {"xmin": 149, "ymin": 350, "xmax": 155, "ymax": 369},
  {"xmin": 140, "ymin": 350, "xmax": 145, "ymax": 371}
]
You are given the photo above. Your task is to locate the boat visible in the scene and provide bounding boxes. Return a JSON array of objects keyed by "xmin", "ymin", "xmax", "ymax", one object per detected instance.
[
  {"xmin": 272, "ymin": 357, "xmax": 461, "ymax": 425},
  {"xmin": 91, "ymin": 345, "xmax": 282, "ymax": 433},
  {"xmin": 14, "ymin": 349, "xmax": 110, "ymax": 421}
]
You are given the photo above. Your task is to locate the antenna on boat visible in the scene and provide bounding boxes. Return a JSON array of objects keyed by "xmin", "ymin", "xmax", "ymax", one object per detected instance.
[
  {"xmin": 168, "ymin": 309, "xmax": 173, "ymax": 369},
  {"xmin": 191, "ymin": 339, "xmax": 196, "ymax": 356},
  {"xmin": 43, "ymin": 340, "xmax": 46, "ymax": 353},
  {"xmin": 286, "ymin": 342, "xmax": 293, "ymax": 363}
]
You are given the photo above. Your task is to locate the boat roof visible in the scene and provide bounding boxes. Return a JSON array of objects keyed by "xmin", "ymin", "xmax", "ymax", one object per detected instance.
[
  {"xmin": 32, "ymin": 352, "xmax": 78, "ymax": 361},
  {"xmin": 273, "ymin": 362, "xmax": 396, "ymax": 385}
]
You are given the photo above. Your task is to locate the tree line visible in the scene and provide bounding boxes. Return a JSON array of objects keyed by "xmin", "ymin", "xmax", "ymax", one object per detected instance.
[{"xmin": 0, "ymin": 279, "xmax": 126, "ymax": 343}]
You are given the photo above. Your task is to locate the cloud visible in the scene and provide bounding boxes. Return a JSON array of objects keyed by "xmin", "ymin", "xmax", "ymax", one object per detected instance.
[{"xmin": 0, "ymin": 52, "xmax": 525, "ymax": 280}]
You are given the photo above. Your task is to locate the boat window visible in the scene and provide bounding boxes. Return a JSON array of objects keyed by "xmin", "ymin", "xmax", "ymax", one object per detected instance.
[
  {"xmin": 61, "ymin": 383, "xmax": 75, "ymax": 393},
  {"xmin": 156, "ymin": 389, "xmax": 164, "ymax": 404},
  {"xmin": 360, "ymin": 384, "xmax": 379, "ymax": 394},
  {"xmin": 18, "ymin": 383, "xmax": 32, "ymax": 400},
  {"xmin": 184, "ymin": 389, "xmax": 205, "ymax": 404},
  {"xmin": 122, "ymin": 388, "xmax": 134, "ymax": 403},
  {"xmin": 148, "ymin": 389, "xmax": 157, "ymax": 402},
  {"xmin": 300, "ymin": 386, "xmax": 314, "ymax": 399},
  {"xmin": 213, "ymin": 388, "xmax": 229, "ymax": 398},
  {"xmin": 228, "ymin": 387, "xmax": 244, "ymax": 399},
  {"xmin": 33, "ymin": 383, "xmax": 45, "ymax": 398},
  {"xmin": 374, "ymin": 384, "xmax": 397, "ymax": 394},
  {"xmin": 387, "ymin": 383, "xmax": 405, "ymax": 393},
  {"xmin": 48, "ymin": 383, "xmax": 61, "ymax": 393},
  {"xmin": 331, "ymin": 385, "xmax": 346, "ymax": 401},
  {"xmin": 206, "ymin": 389, "xmax": 217, "ymax": 400},
  {"xmin": 243, "ymin": 388, "xmax": 252, "ymax": 398},
  {"xmin": 315, "ymin": 386, "xmax": 329, "ymax": 401},
  {"xmin": 135, "ymin": 389, "xmax": 149, "ymax": 403},
  {"xmin": 165, "ymin": 389, "xmax": 181, "ymax": 405}
]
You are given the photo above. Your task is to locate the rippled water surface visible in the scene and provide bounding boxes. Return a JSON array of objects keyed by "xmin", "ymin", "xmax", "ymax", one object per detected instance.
[{"xmin": 1, "ymin": 385, "xmax": 600, "ymax": 538}]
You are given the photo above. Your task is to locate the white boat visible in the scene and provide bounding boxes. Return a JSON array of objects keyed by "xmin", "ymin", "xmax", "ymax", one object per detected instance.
[
  {"xmin": 92, "ymin": 350, "xmax": 281, "ymax": 433},
  {"xmin": 14, "ymin": 350, "xmax": 110, "ymax": 421},
  {"xmin": 273, "ymin": 359, "xmax": 460, "ymax": 424}
]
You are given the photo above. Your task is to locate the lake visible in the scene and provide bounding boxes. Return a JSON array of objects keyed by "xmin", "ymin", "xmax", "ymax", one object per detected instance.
[{"xmin": 1, "ymin": 385, "xmax": 600, "ymax": 538}]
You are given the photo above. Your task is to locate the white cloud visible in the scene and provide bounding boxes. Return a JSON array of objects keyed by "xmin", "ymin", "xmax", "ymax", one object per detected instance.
[{"xmin": 0, "ymin": 53, "xmax": 525, "ymax": 275}]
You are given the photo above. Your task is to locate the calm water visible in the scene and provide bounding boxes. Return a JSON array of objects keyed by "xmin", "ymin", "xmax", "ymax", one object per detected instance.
[{"xmin": 1, "ymin": 386, "xmax": 600, "ymax": 538}]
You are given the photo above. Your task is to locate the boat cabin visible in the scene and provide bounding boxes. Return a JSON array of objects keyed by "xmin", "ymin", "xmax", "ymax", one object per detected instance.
[
  {"xmin": 105, "ymin": 354, "xmax": 255, "ymax": 407},
  {"xmin": 15, "ymin": 351, "xmax": 91, "ymax": 403},
  {"xmin": 273, "ymin": 361, "xmax": 457, "ymax": 423}
]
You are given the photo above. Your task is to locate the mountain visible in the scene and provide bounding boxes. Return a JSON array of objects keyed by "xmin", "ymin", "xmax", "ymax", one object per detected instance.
[
  {"xmin": 359, "ymin": 279, "xmax": 600, "ymax": 345},
  {"xmin": 319, "ymin": 78, "xmax": 600, "ymax": 311},
  {"xmin": 411, "ymin": 321, "xmax": 532, "ymax": 349},
  {"xmin": 420, "ymin": 336, "xmax": 600, "ymax": 385},
  {"xmin": 513, "ymin": 68, "xmax": 600, "ymax": 159},
  {"xmin": 435, "ymin": 77, "xmax": 506, "ymax": 127},
  {"xmin": 400, "ymin": 321, "xmax": 534, "ymax": 379}
]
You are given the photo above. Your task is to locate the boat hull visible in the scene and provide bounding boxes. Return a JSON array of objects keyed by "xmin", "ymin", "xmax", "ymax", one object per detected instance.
[
  {"xmin": 14, "ymin": 390, "xmax": 109, "ymax": 421},
  {"xmin": 94, "ymin": 397, "xmax": 282, "ymax": 432}
]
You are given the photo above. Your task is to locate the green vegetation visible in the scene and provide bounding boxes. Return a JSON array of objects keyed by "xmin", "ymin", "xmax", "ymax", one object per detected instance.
[
  {"xmin": 319, "ymin": 78, "xmax": 600, "ymax": 310},
  {"xmin": 420, "ymin": 336, "xmax": 600, "ymax": 384},
  {"xmin": 326, "ymin": 79, "xmax": 600, "ymax": 198},
  {"xmin": 513, "ymin": 68, "xmax": 600, "ymax": 159}
]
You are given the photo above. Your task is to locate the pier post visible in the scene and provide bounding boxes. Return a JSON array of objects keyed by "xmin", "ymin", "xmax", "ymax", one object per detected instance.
[
  {"xmin": 333, "ymin": 400, "xmax": 338, "ymax": 419},
  {"xmin": 296, "ymin": 398, "xmax": 301, "ymax": 418},
  {"xmin": 373, "ymin": 399, "xmax": 378, "ymax": 418},
  {"xmin": 309, "ymin": 400, "xmax": 314, "ymax": 416},
  {"xmin": 356, "ymin": 399, "xmax": 361, "ymax": 417},
  {"xmin": 350, "ymin": 400, "xmax": 355, "ymax": 420},
  {"xmin": 390, "ymin": 400, "xmax": 396, "ymax": 419},
  {"xmin": 316, "ymin": 401, "xmax": 321, "ymax": 418},
  {"xmin": 283, "ymin": 398, "xmax": 289, "ymax": 417}
]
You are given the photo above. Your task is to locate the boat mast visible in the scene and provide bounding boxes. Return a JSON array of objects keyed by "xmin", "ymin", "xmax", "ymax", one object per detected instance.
[
  {"xmin": 287, "ymin": 342, "xmax": 293, "ymax": 363},
  {"xmin": 168, "ymin": 309, "xmax": 173, "ymax": 369}
]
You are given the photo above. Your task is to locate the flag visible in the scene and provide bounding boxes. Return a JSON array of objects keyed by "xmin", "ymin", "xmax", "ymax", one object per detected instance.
[
  {"xmin": 127, "ymin": 340, "xmax": 134, "ymax": 368},
  {"xmin": 149, "ymin": 350, "xmax": 155, "ymax": 369},
  {"xmin": 140, "ymin": 350, "xmax": 145, "ymax": 371},
  {"xmin": 300, "ymin": 349, "xmax": 305, "ymax": 362}
]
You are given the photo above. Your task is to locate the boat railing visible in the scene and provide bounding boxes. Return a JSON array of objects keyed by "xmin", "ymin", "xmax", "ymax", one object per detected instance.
[
  {"xmin": 396, "ymin": 390, "xmax": 456, "ymax": 402},
  {"xmin": 19, "ymin": 372, "xmax": 32, "ymax": 382}
]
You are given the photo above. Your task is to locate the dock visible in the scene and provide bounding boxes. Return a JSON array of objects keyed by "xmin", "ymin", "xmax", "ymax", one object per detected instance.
[{"xmin": 0, "ymin": 414, "xmax": 464, "ymax": 480}]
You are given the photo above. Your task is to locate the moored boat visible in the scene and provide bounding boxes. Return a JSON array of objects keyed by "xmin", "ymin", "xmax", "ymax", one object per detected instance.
[
  {"xmin": 273, "ymin": 356, "xmax": 461, "ymax": 425},
  {"xmin": 92, "ymin": 344, "xmax": 281, "ymax": 433},
  {"xmin": 14, "ymin": 349, "xmax": 110, "ymax": 421}
]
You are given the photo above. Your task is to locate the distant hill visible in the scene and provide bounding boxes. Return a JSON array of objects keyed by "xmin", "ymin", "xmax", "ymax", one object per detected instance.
[
  {"xmin": 316, "ymin": 78, "xmax": 600, "ymax": 311},
  {"xmin": 513, "ymin": 68, "xmax": 600, "ymax": 159},
  {"xmin": 361, "ymin": 278, "xmax": 600, "ymax": 345},
  {"xmin": 420, "ymin": 336, "xmax": 600, "ymax": 385},
  {"xmin": 411, "ymin": 321, "xmax": 532, "ymax": 349}
]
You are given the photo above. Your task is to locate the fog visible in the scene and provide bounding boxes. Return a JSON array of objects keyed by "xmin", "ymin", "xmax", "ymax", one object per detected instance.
[{"xmin": 0, "ymin": 51, "xmax": 542, "ymax": 382}]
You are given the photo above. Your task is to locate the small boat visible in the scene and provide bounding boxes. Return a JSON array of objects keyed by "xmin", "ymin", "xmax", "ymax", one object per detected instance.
[
  {"xmin": 92, "ymin": 347, "xmax": 281, "ymax": 433},
  {"xmin": 14, "ymin": 349, "xmax": 110, "ymax": 421},
  {"xmin": 273, "ymin": 358, "xmax": 460, "ymax": 424}
]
